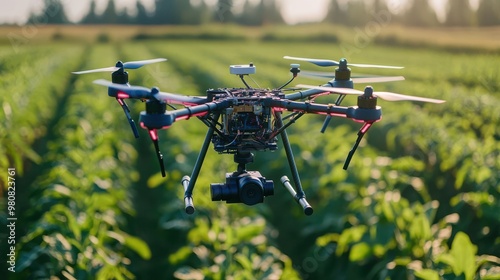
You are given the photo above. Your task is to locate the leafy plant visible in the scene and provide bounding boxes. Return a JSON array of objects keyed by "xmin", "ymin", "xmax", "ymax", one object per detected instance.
[{"xmin": 170, "ymin": 216, "xmax": 299, "ymax": 279}]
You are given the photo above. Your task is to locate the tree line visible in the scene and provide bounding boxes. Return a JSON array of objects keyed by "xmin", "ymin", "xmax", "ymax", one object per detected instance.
[
  {"xmin": 28, "ymin": 0, "xmax": 284, "ymax": 26},
  {"xmin": 325, "ymin": 0, "xmax": 500, "ymax": 27},
  {"xmin": 27, "ymin": 0, "xmax": 500, "ymax": 27}
]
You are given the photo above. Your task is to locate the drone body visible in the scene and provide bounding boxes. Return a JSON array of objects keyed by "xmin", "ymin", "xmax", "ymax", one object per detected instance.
[
  {"xmin": 73, "ymin": 56, "xmax": 444, "ymax": 216},
  {"xmin": 206, "ymin": 87, "xmax": 281, "ymax": 153}
]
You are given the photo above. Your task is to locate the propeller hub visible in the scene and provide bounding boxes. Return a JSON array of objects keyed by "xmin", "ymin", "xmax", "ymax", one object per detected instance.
[
  {"xmin": 338, "ymin": 58, "xmax": 349, "ymax": 70},
  {"xmin": 363, "ymin": 86, "xmax": 374, "ymax": 98},
  {"xmin": 115, "ymin": 61, "xmax": 124, "ymax": 68},
  {"xmin": 151, "ymin": 87, "xmax": 160, "ymax": 95}
]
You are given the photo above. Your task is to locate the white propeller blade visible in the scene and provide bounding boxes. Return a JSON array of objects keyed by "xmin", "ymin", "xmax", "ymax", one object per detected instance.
[
  {"xmin": 123, "ymin": 58, "xmax": 167, "ymax": 69},
  {"xmin": 72, "ymin": 66, "xmax": 119, "ymax": 74},
  {"xmin": 300, "ymin": 70, "xmax": 405, "ymax": 83},
  {"xmin": 72, "ymin": 58, "xmax": 167, "ymax": 74},
  {"xmin": 284, "ymin": 56, "xmax": 403, "ymax": 69},
  {"xmin": 351, "ymin": 76, "xmax": 405, "ymax": 83},
  {"xmin": 93, "ymin": 79, "xmax": 206, "ymax": 105},
  {"xmin": 296, "ymin": 84, "xmax": 445, "ymax": 104}
]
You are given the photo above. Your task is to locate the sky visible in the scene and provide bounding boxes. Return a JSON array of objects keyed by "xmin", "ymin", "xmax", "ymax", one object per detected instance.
[{"xmin": 0, "ymin": 0, "xmax": 478, "ymax": 25}]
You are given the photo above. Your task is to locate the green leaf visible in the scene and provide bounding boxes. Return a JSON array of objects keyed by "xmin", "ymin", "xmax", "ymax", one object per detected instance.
[
  {"xmin": 147, "ymin": 172, "xmax": 169, "ymax": 188},
  {"xmin": 336, "ymin": 225, "xmax": 367, "ymax": 255},
  {"xmin": 123, "ymin": 234, "xmax": 151, "ymax": 260},
  {"xmin": 316, "ymin": 233, "xmax": 339, "ymax": 247},
  {"xmin": 455, "ymin": 161, "xmax": 471, "ymax": 189},
  {"xmin": 235, "ymin": 224, "xmax": 265, "ymax": 242},
  {"xmin": 349, "ymin": 242, "xmax": 371, "ymax": 262},
  {"xmin": 449, "ymin": 232, "xmax": 477, "ymax": 280},
  {"xmin": 435, "ymin": 253, "xmax": 456, "ymax": 267},
  {"xmin": 482, "ymin": 275, "xmax": 500, "ymax": 280},
  {"xmin": 381, "ymin": 201, "xmax": 395, "ymax": 222},
  {"xmin": 475, "ymin": 166, "xmax": 492, "ymax": 185},
  {"xmin": 409, "ymin": 214, "xmax": 431, "ymax": 240},
  {"xmin": 235, "ymin": 254, "xmax": 253, "ymax": 271},
  {"xmin": 188, "ymin": 218, "xmax": 210, "ymax": 244},
  {"xmin": 169, "ymin": 246, "xmax": 193, "ymax": 265},
  {"xmin": 107, "ymin": 231, "xmax": 151, "ymax": 260},
  {"xmin": 393, "ymin": 257, "xmax": 412, "ymax": 266},
  {"xmin": 414, "ymin": 269, "xmax": 440, "ymax": 280}
]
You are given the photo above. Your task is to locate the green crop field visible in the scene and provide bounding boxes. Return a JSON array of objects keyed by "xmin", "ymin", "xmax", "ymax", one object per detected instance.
[{"xmin": 1, "ymin": 25, "xmax": 499, "ymax": 279}]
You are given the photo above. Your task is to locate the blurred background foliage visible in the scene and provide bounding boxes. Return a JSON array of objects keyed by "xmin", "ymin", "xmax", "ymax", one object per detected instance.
[
  {"xmin": 18, "ymin": 0, "xmax": 500, "ymax": 27},
  {"xmin": 1, "ymin": 0, "xmax": 500, "ymax": 279}
]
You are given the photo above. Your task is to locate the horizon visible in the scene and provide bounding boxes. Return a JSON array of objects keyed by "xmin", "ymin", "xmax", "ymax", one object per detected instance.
[
  {"xmin": 1, "ymin": 0, "xmax": 329, "ymax": 25},
  {"xmin": 0, "ymin": 0, "xmax": 481, "ymax": 26}
]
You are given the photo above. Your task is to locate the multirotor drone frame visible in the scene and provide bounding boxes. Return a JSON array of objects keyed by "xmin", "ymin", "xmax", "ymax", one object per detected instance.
[{"xmin": 74, "ymin": 57, "xmax": 444, "ymax": 216}]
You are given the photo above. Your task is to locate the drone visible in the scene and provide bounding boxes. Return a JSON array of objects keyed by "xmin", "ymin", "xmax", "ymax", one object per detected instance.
[{"xmin": 73, "ymin": 56, "xmax": 444, "ymax": 216}]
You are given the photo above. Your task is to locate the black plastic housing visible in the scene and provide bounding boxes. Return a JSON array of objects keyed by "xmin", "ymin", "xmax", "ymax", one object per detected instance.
[{"xmin": 210, "ymin": 171, "xmax": 274, "ymax": 205}]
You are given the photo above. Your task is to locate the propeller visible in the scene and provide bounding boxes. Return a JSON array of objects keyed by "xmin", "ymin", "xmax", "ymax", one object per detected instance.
[
  {"xmin": 296, "ymin": 84, "xmax": 445, "ymax": 103},
  {"xmin": 284, "ymin": 56, "xmax": 403, "ymax": 69},
  {"xmin": 74, "ymin": 59, "xmax": 166, "ymax": 138},
  {"xmin": 300, "ymin": 70, "xmax": 405, "ymax": 83},
  {"xmin": 72, "ymin": 58, "xmax": 167, "ymax": 74},
  {"xmin": 73, "ymin": 59, "xmax": 166, "ymax": 138},
  {"xmin": 93, "ymin": 79, "xmax": 206, "ymax": 105}
]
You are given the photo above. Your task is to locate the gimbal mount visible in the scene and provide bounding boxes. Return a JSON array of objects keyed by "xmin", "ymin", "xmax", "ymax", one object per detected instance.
[{"xmin": 181, "ymin": 110, "xmax": 313, "ymax": 215}]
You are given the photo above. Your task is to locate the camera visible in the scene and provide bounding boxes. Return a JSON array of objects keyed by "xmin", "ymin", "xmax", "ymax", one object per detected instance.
[{"xmin": 211, "ymin": 171, "xmax": 274, "ymax": 205}]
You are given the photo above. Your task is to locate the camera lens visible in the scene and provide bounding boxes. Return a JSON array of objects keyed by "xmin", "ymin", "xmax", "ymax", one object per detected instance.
[
  {"xmin": 210, "ymin": 183, "xmax": 225, "ymax": 201},
  {"xmin": 210, "ymin": 183, "xmax": 238, "ymax": 202},
  {"xmin": 238, "ymin": 175, "xmax": 264, "ymax": 205},
  {"xmin": 263, "ymin": 180, "xmax": 274, "ymax": 196},
  {"xmin": 211, "ymin": 172, "xmax": 274, "ymax": 205}
]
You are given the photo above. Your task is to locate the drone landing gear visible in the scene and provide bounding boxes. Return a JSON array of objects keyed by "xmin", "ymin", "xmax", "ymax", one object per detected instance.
[
  {"xmin": 343, "ymin": 121, "xmax": 373, "ymax": 170},
  {"xmin": 275, "ymin": 112, "xmax": 313, "ymax": 216},
  {"xmin": 320, "ymin": 90, "xmax": 347, "ymax": 133},
  {"xmin": 140, "ymin": 99, "xmax": 171, "ymax": 177},
  {"xmin": 116, "ymin": 98, "xmax": 140, "ymax": 138},
  {"xmin": 281, "ymin": 176, "xmax": 313, "ymax": 215},
  {"xmin": 182, "ymin": 115, "xmax": 219, "ymax": 214},
  {"xmin": 108, "ymin": 67, "xmax": 141, "ymax": 138},
  {"xmin": 181, "ymin": 110, "xmax": 313, "ymax": 216},
  {"xmin": 148, "ymin": 129, "xmax": 166, "ymax": 177}
]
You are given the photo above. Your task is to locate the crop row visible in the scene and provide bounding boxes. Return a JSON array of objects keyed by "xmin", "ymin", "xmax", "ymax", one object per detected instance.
[
  {"xmin": 117, "ymin": 43, "xmax": 301, "ymax": 278},
  {"xmin": 0, "ymin": 44, "xmax": 87, "ymax": 188},
  {"xmin": 11, "ymin": 44, "xmax": 151, "ymax": 279},
  {"xmin": 5, "ymin": 39, "xmax": 498, "ymax": 279},
  {"xmin": 128, "ymin": 40, "xmax": 500, "ymax": 278}
]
